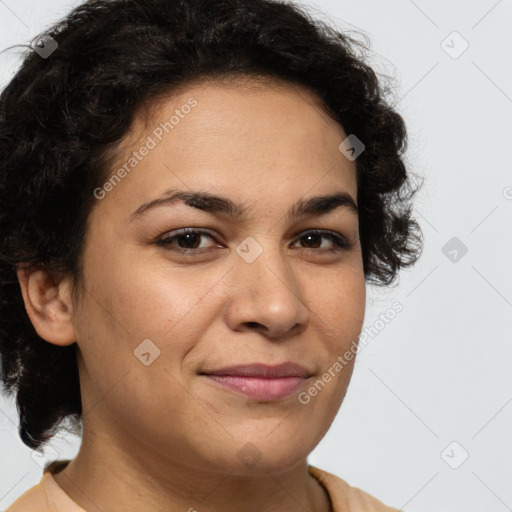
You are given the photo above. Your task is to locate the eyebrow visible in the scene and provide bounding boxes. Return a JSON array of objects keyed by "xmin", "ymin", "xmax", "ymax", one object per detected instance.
[{"xmin": 130, "ymin": 188, "xmax": 358, "ymax": 222}]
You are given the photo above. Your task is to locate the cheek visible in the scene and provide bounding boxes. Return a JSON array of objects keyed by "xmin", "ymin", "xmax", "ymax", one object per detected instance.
[
  {"xmin": 120, "ymin": 265, "xmax": 227, "ymax": 343},
  {"xmin": 307, "ymin": 267, "xmax": 366, "ymax": 343},
  {"xmin": 295, "ymin": 269, "xmax": 365, "ymax": 406},
  {"xmin": 84, "ymin": 246, "xmax": 213, "ymax": 340},
  {"xmin": 72, "ymin": 262, "xmax": 204, "ymax": 430}
]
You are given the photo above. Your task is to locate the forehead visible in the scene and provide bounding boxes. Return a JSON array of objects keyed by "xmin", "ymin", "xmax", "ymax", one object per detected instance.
[
  {"xmin": 96, "ymin": 77, "xmax": 357, "ymax": 217},
  {"xmin": 115, "ymin": 75, "xmax": 349, "ymax": 161}
]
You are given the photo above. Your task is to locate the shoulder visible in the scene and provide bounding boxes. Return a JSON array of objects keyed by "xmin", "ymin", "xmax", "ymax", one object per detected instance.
[
  {"xmin": 5, "ymin": 477, "xmax": 49, "ymax": 512},
  {"xmin": 6, "ymin": 460, "xmax": 80, "ymax": 512},
  {"xmin": 308, "ymin": 465, "xmax": 402, "ymax": 512}
]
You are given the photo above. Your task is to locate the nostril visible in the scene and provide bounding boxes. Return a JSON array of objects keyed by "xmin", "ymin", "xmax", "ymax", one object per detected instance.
[{"xmin": 244, "ymin": 322, "xmax": 271, "ymax": 335}]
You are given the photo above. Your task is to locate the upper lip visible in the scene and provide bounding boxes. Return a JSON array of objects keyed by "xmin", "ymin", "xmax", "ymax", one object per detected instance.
[{"xmin": 200, "ymin": 362, "xmax": 312, "ymax": 379}]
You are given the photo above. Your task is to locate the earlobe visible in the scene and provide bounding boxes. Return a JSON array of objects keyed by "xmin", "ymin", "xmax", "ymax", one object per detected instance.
[{"xmin": 16, "ymin": 266, "xmax": 77, "ymax": 347}]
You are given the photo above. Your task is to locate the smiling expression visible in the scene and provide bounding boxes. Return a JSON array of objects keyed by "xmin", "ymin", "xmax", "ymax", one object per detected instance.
[{"xmin": 71, "ymin": 75, "xmax": 366, "ymax": 475}]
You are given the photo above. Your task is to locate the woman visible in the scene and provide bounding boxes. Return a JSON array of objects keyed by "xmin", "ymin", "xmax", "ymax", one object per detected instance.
[{"xmin": 0, "ymin": 0, "xmax": 422, "ymax": 510}]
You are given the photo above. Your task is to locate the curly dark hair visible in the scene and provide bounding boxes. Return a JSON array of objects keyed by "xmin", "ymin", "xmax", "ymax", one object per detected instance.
[{"xmin": 0, "ymin": 0, "xmax": 423, "ymax": 451}]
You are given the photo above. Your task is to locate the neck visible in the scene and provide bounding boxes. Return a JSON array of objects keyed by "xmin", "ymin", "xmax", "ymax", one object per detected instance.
[{"xmin": 51, "ymin": 425, "xmax": 332, "ymax": 512}]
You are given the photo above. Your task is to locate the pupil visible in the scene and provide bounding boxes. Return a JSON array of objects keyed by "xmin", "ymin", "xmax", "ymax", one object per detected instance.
[
  {"xmin": 178, "ymin": 233, "xmax": 200, "ymax": 248},
  {"xmin": 303, "ymin": 234, "xmax": 321, "ymax": 248}
]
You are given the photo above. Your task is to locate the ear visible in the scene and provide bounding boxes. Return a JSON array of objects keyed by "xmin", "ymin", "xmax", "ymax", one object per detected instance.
[{"xmin": 16, "ymin": 266, "xmax": 76, "ymax": 346}]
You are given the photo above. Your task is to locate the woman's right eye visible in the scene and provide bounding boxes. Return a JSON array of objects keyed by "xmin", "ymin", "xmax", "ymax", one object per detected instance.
[{"xmin": 154, "ymin": 229, "xmax": 220, "ymax": 254}]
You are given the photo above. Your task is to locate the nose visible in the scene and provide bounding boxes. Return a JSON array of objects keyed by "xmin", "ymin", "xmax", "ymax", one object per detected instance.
[{"xmin": 223, "ymin": 241, "xmax": 310, "ymax": 340}]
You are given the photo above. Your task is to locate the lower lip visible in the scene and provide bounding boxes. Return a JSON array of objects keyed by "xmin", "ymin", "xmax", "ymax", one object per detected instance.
[{"xmin": 203, "ymin": 375, "xmax": 306, "ymax": 401}]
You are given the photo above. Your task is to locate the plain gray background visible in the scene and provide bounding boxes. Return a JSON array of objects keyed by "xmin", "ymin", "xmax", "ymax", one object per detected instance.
[{"xmin": 1, "ymin": 0, "xmax": 511, "ymax": 510}]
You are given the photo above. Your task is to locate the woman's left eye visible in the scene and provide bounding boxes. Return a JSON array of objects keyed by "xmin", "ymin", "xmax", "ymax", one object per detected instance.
[
  {"xmin": 154, "ymin": 229, "xmax": 350, "ymax": 254},
  {"xmin": 292, "ymin": 230, "xmax": 350, "ymax": 252}
]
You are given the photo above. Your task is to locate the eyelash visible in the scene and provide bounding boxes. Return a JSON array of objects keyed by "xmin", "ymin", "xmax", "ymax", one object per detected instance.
[{"xmin": 154, "ymin": 228, "xmax": 351, "ymax": 255}]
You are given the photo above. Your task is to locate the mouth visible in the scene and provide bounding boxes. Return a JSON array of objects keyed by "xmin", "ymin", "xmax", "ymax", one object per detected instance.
[{"xmin": 199, "ymin": 362, "xmax": 313, "ymax": 401}]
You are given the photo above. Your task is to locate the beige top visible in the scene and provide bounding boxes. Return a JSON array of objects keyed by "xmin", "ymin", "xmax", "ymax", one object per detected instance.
[{"xmin": 6, "ymin": 460, "xmax": 401, "ymax": 511}]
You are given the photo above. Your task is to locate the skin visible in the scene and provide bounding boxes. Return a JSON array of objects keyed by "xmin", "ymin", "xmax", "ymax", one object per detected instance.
[{"xmin": 17, "ymin": 76, "xmax": 366, "ymax": 512}]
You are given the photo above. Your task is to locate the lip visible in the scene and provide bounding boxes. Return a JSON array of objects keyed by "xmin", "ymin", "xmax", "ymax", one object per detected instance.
[
  {"xmin": 199, "ymin": 362, "xmax": 312, "ymax": 401},
  {"xmin": 200, "ymin": 362, "xmax": 312, "ymax": 378}
]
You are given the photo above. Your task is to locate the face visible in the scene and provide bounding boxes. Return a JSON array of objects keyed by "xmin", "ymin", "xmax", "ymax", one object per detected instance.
[{"xmin": 71, "ymin": 76, "xmax": 366, "ymax": 475}]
